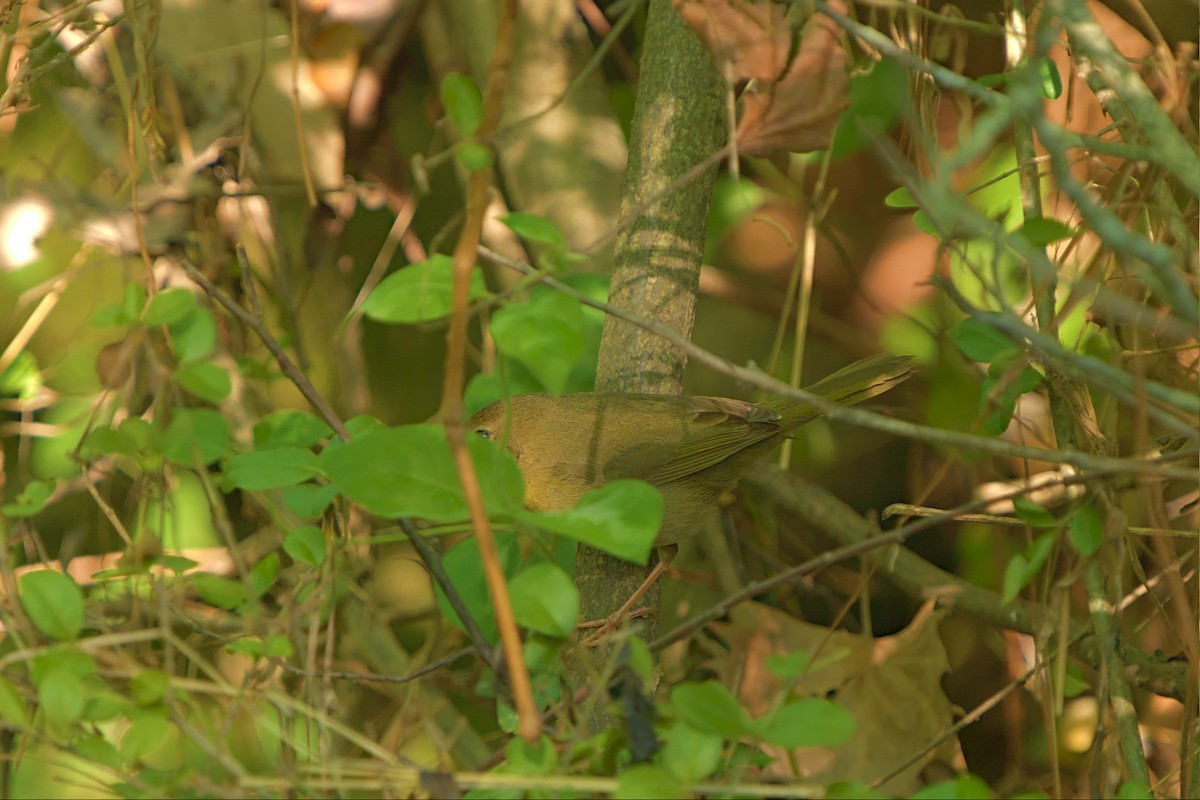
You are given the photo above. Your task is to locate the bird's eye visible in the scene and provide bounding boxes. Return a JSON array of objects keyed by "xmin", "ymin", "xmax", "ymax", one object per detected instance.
[{"xmin": 474, "ymin": 428, "xmax": 492, "ymax": 439}]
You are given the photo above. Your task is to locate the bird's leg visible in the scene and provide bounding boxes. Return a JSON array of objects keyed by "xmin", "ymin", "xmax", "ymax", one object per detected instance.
[{"xmin": 580, "ymin": 545, "xmax": 676, "ymax": 647}]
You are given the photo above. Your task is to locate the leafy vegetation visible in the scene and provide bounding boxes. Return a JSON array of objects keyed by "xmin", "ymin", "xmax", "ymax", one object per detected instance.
[{"xmin": 0, "ymin": 0, "xmax": 1195, "ymax": 797}]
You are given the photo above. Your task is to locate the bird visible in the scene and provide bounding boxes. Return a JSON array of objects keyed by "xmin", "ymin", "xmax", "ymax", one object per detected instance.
[{"xmin": 468, "ymin": 353, "xmax": 913, "ymax": 546}]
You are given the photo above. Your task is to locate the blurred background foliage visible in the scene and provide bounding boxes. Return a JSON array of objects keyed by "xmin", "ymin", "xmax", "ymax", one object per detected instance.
[{"xmin": 0, "ymin": 0, "xmax": 1196, "ymax": 797}]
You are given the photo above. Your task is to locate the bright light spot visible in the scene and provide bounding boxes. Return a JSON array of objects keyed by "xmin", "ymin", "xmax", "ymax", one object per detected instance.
[{"xmin": 0, "ymin": 196, "xmax": 54, "ymax": 270}]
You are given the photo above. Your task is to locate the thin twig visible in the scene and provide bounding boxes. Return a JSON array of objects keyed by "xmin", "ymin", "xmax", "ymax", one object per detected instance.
[
  {"xmin": 181, "ymin": 262, "xmax": 349, "ymax": 441},
  {"xmin": 181, "ymin": 261, "xmax": 500, "ymax": 682},
  {"xmin": 480, "ymin": 247, "xmax": 1196, "ymax": 481},
  {"xmin": 437, "ymin": 0, "xmax": 540, "ymax": 744}
]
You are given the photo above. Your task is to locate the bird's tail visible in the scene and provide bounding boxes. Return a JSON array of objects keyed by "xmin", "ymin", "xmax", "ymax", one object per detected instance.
[{"xmin": 769, "ymin": 353, "xmax": 914, "ymax": 430}]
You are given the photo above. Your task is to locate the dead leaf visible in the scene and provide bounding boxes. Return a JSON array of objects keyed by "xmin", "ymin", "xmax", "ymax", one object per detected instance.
[
  {"xmin": 675, "ymin": 0, "xmax": 791, "ymax": 84},
  {"xmin": 675, "ymin": 0, "xmax": 851, "ymax": 155},
  {"xmin": 734, "ymin": 8, "xmax": 850, "ymax": 155},
  {"xmin": 710, "ymin": 599, "xmax": 963, "ymax": 794}
]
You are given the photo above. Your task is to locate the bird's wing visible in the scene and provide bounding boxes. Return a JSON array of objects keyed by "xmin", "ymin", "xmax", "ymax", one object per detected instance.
[{"xmin": 644, "ymin": 396, "xmax": 782, "ymax": 485}]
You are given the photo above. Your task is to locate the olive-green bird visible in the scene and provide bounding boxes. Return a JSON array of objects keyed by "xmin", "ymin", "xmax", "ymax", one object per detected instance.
[{"xmin": 468, "ymin": 354, "xmax": 913, "ymax": 545}]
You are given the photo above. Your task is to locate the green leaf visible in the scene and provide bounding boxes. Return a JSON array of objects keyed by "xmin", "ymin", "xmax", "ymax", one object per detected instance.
[
  {"xmin": 1114, "ymin": 780, "xmax": 1152, "ymax": 800},
  {"xmin": 508, "ymin": 563, "xmax": 578, "ymax": 637},
  {"xmin": 1036, "ymin": 57, "xmax": 1063, "ymax": 99},
  {"xmin": 361, "ymin": 254, "xmax": 489, "ymax": 324},
  {"xmin": 2, "ymin": 479, "xmax": 55, "ymax": 518},
  {"xmin": 948, "ymin": 318, "xmax": 1014, "ymax": 362},
  {"xmin": 19, "ymin": 571, "xmax": 84, "ymax": 640},
  {"xmin": 282, "ymin": 483, "xmax": 338, "ymax": 518},
  {"xmin": 38, "ymin": 667, "xmax": 84, "ymax": 725},
  {"xmin": 756, "ymin": 697, "xmax": 855, "ymax": 747},
  {"xmin": 320, "ymin": 424, "xmax": 523, "ymax": 520},
  {"xmin": 1017, "ymin": 216, "xmax": 1074, "ymax": 247},
  {"xmin": 254, "ymin": 410, "xmax": 334, "ymax": 449},
  {"xmin": 911, "ymin": 772, "xmax": 993, "ymax": 799},
  {"xmin": 0, "ymin": 351, "xmax": 43, "ymax": 400},
  {"xmin": 1001, "ymin": 531, "xmax": 1057, "ymax": 604},
  {"xmin": 264, "ymin": 635, "xmax": 294, "ymax": 659},
  {"xmin": 249, "ymin": 553, "xmax": 280, "ymax": 597},
  {"xmin": 190, "ymin": 574, "xmax": 248, "ymax": 610},
  {"xmin": 765, "ymin": 651, "xmax": 812, "ymax": 678},
  {"xmin": 500, "ymin": 212, "xmax": 567, "ymax": 248},
  {"xmin": 1068, "ymin": 504, "xmax": 1103, "ymax": 556},
  {"xmin": 614, "ymin": 766, "xmax": 687, "ymax": 800},
  {"xmin": 490, "ymin": 291, "xmax": 586, "ymax": 394},
  {"xmin": 434, "ymin": 533, "xmax": 522, "ymax": 644},
  {"xmin": 505, "ymin": 736, "xmax": 558, "ymax": 775},
  {"xmin": 884, "ymin": 187, "xmax": 918, "ymax": 208},
  {"xmin": 74, "ymin": 734, "xmax": 124, "ymax": 769},
  {"xmin": 709, "ymin": 175, "xmax": 766, "ymax": 238},
  {"xmin": 84, "ymin": 417, "xmax": 159, "ymax": 458},
  {"xmin": 671, "ymin": 680, "xmax": 749, "ymax": 738},
  {"xmin": 283, "ymin": 525, "xmax": 327, "ymax": 566},
  {"xmin": 913, "ymin": 208, "xmax": 939, "ymax": 235},
  {"xmin": 177, "ymin": 361, "xmax": 231, "ymax": 403},
  {"xmin": 82, "ymin": 689, "xmax": 127, "ymax": 723},
  {"xmin": 440, "ymin": 73, "xmax": 483, "ymax": 137},
  {"xmin": 1001, "ymin": 555, "xmax": 1030, "ymax": 605},
  {"xmin": 163, "ymin": 408, "xmax": 232, "ymax": 466},
  {"xmin": 979, "ymin": 375, "xmax": 1019, "ymax": 437},
  {"xmin": 223, "ymin": 448, "xmax": 324, "ymax": 491},
  {"xmin": 660, "ymin": 722, "xmax": 722, "ymax": 782},
  {"xmin": 519, "ymin": 480, "xmax": 662, "ymax": 565},
  {"xmin": 226, "ymin": 638, "xmax": 266, "ymax": 658},
  {"xmin": 143, "ymin": 288, "xmax": 196, "ymax": 326},
  {"xmin": 1013, "ymin": 497, "xmax": 1056, "ymax": 527},
  {"xmin": 130, "ymin": 670, "xmax": 171, "ymax": 706},
  {"xmin": 93, "ymin": 282, "xmax": 147, "ymax": 326},
  {"xmin": 1062, "ymin": 662, "xmax": 1090, "ymax": 698},
  {"xmin": 0, "ymin": 676, "xmax": 31, "ymax": 729},
  {"xmin": 30, "ymin": 651, "xmax": 95, "ymax": 689},
  {"xmin": 456, "ymin": 141, "xmax": 494, "ymax": 171},
  {"xmin": 121, "ymin": 715, "xmax": 183, "ymax": 770},
  {"xmin": 167, "ymin": 305, "xmax": 217, "ymax": 362},
  {"xmin": 986, "ymin": 359, "xmax": 1044, "ymax": 395},
  {"xmin": 831, "ymin": 57, "xmax": 909, "ymax": 158},
  {"xmin": 156, "ymin": 555, "xmax": 198, "ymax": 574}
]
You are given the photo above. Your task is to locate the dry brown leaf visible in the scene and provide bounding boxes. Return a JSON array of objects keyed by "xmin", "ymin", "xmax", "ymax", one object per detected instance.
[
  {"xmin": 710, "ymin": 599, "xmax": 963, "ymax": 794},
  {"xmin": 675, "ymin": 0, "xmax": 851, "ymax": 155},
  {"xmin": 675, "ymin": 0, "xmax": 792, "ymax": 84},
  {"xmin": 734, "ymin": 7, "xmax": 850, "ymax": 155}
]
